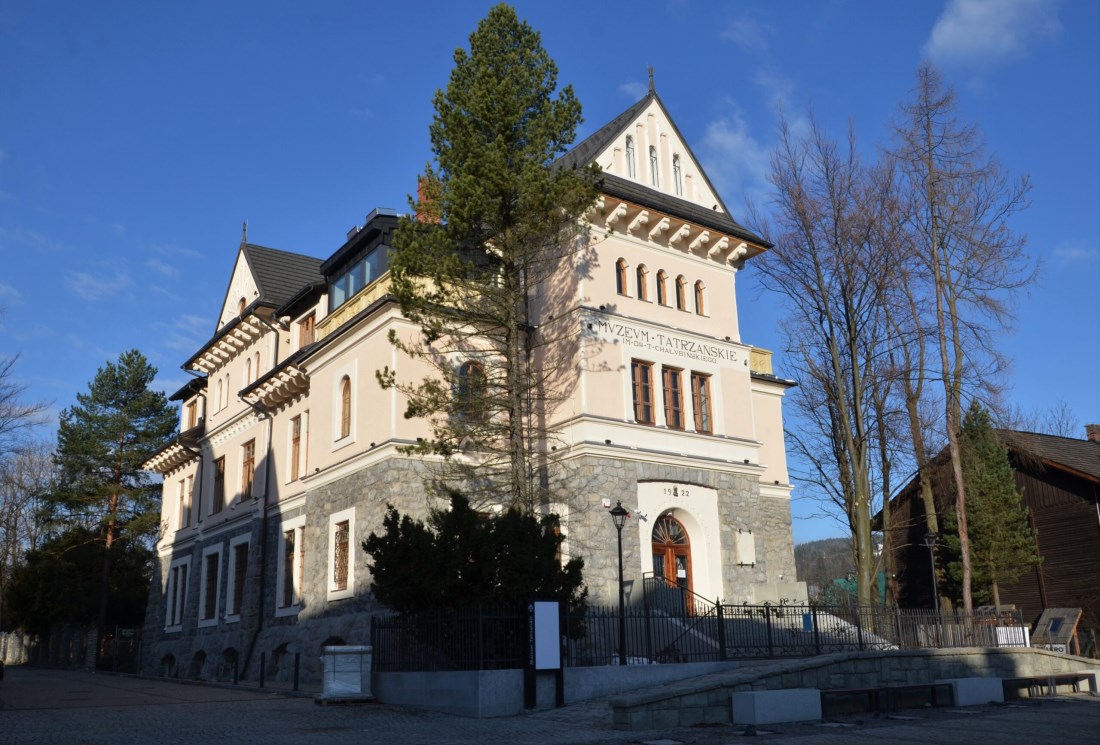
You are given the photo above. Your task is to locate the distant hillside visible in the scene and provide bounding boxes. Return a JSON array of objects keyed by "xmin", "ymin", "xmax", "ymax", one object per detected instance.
[{"xmin": 794, "ymin": 537, "xmax": 851, "ymax": 588}]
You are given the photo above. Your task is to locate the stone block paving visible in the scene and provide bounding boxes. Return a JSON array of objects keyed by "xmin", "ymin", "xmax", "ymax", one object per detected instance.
[{"xmin": 2, "ymin": 667, "xmax": 1099, "ymax": 745}]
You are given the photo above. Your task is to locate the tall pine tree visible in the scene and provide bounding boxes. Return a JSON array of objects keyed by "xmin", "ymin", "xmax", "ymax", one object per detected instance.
[
  {"xmin": 51, "ymin": 349, "xmax": 176, "ymax": 628},
  {"xmin": 379, "ymin": 4, "xmax": 600, "ymax": 512}
]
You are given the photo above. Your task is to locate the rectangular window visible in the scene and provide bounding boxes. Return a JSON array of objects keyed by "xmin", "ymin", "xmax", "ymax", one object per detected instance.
[
  {"xmin": 662, "ymin": 367, "xmax": 684, "ymax": 430},
  {"xmin": 212, "ymin": 457, "xmax": 225, "ymax": 514},
  {"xmin": 277, "ymin": 516, "xmax": 306, "ymax": 614},
  {"xmin": 177, "ymin": 479, "xmax": 187, "ymax": 529},
  {"xmin": 185, "ymin": 400, "xmax": 197, "ymax": 429},
  {"xmin": 298, "ymin": 313, "xmax": 315, "ymax": 347},
  {"xmin": 333, "ymin": 521, "xmax": 349, "ymax": 591},
  {"xmin": 327, "ymin": 508, "xmax": 355, "ymax": 600},
  {"xmin": 165, "ymin": 557, "xmax": 190, "ymax": 629},
  {"xmin": 201, "ymin": 551, "xmax": 220, "ymax": 622},
  {"xmin": 226, "ymin": 538, "xmax": 249, "ymax": 619},
  {"xmin": 290, "ymin": 416, "xmax": 301, "ymax": 481},
  {"xmin": 241, "ymin": 440, "xmax": 255, "ymax": 501},
  {"xmin": 691, "ymin": 372, "xmax": 712, "ymax": 434},
  {"xmin": 631, "ymin": 360, "xmax": 654, "ymax": 425}
]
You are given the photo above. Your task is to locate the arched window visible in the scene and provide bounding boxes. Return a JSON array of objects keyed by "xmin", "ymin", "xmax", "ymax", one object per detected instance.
[
  {"xmin": 694, "ymin": 281, "xmax": 706, "ymax": 316},
  {"xmin": 675, "ymin": 275, "xmax": 687, "ymax": 311},
  {"xmin": 636, "ymin": 264, "xmax": 649, "ymax": 301},
  {"xmin": 625, "ymin": 136, "xmax": 636, "ymax": 179},
  {"xmin": 616, "ymin": 258, "xmax": 629, "ymax": 296},
  {"xmin": 339, "ymin": 376, "xmax": 351, "ymax": 439},
  {"xmin": 216, "ymin": 378, "xmax": 223, "ymax": 411},
  {"xmin": 649, "ymin": 146, "xmax": 659, "ymax": 187},
  {"xmin": 238, "ymin": 298, "xmax": 246, "ymax": 315},
  {"xmin": 245, "ymin": 358, "xmax": 252, "ymax": 385},
  {"xmin": 254, "ymin": 351, "xmax": 261, "ymax": 382},
  {"xmin": 673, "ymin": 155, "xmax": 683, "ymax": 196},
  {"xmin": 456, "ymin": 361, "xmax": 487, "ymax": 423},
  {"xmin": 656, "ymin": 270, "xmax": 668, "ymax": 306}
]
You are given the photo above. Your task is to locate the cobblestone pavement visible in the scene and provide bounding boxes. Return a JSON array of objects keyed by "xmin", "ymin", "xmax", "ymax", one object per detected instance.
[{"xmin": 1, "ymin": 667, "xmax": 1098, "ymax": 745}]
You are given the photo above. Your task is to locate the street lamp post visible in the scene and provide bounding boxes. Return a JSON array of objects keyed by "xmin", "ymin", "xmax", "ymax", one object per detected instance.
[
  {"xmin": 610, "ymin": 501, "xmax": 629, "ymax": 666},
  {"xmin": 923, "ymin": 531, "xmax": 940, "ymax": 614}
]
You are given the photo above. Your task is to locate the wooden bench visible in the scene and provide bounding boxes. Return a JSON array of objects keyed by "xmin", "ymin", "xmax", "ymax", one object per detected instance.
[
  {"xmin": 821, "ymin": 683, "xmax": 953, "ymax": 715},
  {"xmin": 1003, "ymin": 672, "xmax": 1098, "ymax": 698}
]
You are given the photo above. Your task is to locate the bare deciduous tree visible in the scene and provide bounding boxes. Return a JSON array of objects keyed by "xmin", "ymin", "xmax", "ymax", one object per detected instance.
[{"xmin": 891, "ymin": 64, "xmax": 1034, "ymax": 613}]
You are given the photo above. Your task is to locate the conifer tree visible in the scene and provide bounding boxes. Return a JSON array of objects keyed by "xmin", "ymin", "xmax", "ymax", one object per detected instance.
[
  {"xmin": 379, "ymin": 4, "xmax": 600, "ymax": 512},
  {"xmin": 942, "ymin": 402, "xmax": 1039, "ymax": 608},
  {"xmin": 49, "ymin": 349, "xmax": 176, "ymax": 628}
]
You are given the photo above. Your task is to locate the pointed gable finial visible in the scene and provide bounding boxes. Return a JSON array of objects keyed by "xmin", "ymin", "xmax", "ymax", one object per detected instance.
[
  {"xmin": 648, "ymin": 66, "xmax": 655, "ymax": 94},
  {"xmin": 241, "ymin": 220, "xmax": 248, "ymax": 246}
]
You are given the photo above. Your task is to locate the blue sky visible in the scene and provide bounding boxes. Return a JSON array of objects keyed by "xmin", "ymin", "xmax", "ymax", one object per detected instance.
[{"xmin": 1, "ymin": 1, "xmax": 1097, "ymax": 543}]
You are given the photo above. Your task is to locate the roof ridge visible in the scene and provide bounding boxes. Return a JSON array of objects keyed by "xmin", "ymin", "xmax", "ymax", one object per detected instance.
[{"xmin": 243, "ymin": 242, "xmax": 323, "ymax": 262}]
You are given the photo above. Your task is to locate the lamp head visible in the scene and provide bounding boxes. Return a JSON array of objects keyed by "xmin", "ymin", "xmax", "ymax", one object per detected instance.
[
  {"xmin": 923, "ymin": 531, "xmax": 938, "ymax": 549},
  {"xmin": 609, "ymin": 501, "xmax": 628, "ymax": 530}
]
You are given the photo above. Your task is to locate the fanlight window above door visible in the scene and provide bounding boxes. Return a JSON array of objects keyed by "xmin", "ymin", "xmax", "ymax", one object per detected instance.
[{"xmin": 652, "ymin": 514, "xmax": 688, "ymax": 545}]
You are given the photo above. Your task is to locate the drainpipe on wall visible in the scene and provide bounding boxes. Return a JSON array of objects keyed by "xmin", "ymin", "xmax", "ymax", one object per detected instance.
[{"xmin": 239, "ymin": 312, "xmax": 281, "ymax": 681}]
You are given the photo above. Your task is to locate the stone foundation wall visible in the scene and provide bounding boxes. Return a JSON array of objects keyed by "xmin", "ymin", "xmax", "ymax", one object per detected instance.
[{"xmin": 609, "ymin": 647, "xmax": 1100, "ymax": 730}]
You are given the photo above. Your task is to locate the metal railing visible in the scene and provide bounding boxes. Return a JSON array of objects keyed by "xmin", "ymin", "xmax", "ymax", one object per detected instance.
[{"xmin": 372, "ymin": 599, "xmax": 1028, "ymax": 672}]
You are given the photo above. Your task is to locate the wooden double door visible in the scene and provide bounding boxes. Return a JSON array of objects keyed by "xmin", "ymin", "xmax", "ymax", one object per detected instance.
[{"xmin": 651, "ymin": 513, "xmax": 692, "ymax": 595}]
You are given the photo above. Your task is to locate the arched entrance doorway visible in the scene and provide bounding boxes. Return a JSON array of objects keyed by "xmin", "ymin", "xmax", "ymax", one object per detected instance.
[{"xmin": 651, "ymin": 513, "xmax": 692, "ymax": 599}]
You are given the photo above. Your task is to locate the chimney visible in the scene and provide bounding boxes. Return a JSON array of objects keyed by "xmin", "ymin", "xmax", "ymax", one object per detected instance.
[
  {"xmin": 1086, "ymin": 424, "xmax": 1100, "ymax": 443},
  {"xmin": 415, "ymin": 176, "xmax": 441, "ymax": 224}
]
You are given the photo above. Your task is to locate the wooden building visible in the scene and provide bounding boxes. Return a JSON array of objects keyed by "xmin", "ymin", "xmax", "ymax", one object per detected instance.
[{"xmin": 887, "ymin": 426, "xmax": 1100, "ymax": 655}]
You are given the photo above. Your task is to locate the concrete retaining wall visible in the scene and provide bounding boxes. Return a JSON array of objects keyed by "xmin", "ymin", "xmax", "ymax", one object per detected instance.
[
  {"xmin": 608, "ymin": 647, "xmax": 1100, "ymax": 730},
  {"xmin": 374, "ymin": 669, "xmax": 524, "ymax": 717}
]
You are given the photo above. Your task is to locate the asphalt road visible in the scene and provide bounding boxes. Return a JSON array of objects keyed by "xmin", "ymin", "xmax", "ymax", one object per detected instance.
[{"xmin": 1, "ymin": 666, "xmax": 1098, "ymax": 745}]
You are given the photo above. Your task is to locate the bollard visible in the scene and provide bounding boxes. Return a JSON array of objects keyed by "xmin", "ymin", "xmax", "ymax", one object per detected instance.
[
  {"xmin": 259, "ymin": 651, "xmax": 266, "ymax": 688},
  {"xmin": 293, "ymin": 652, "xmax": 300, "ymax": 692},
  {"xmin": 233, "ymin": 655, "xmax": 239, "ymax": 685}
]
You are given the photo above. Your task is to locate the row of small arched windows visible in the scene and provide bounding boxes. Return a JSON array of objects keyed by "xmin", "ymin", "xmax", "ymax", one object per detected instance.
[{"xmin": 616, "ymin": 259, "xmax": 706, "ymax": 316}]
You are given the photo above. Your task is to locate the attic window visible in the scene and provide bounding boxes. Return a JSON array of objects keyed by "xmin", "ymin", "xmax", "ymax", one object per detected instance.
[
  {"xmin": 238, "ymin": 298, "xmax": 246, "ymax": 315},
  {"xmin": 673, "ymin": 155, "xmax": 682, "ymax": 196},
  {"xmin": 329, "ymin": 244, "xmax": 390, "ymax": 312},
  {"xmin": 649, "ymin": 146, "xmax": 659, "ymax": 188},
  {"xmin": 625, "ymin": 136, "xmax": 636, "ymax": 179}
]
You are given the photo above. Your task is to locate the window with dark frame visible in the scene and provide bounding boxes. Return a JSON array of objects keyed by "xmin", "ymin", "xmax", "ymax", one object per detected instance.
[
  {"xmin": 694, "ymin": 280, "xmax": 706, "ymax": 315},
  {"xmin": 456, "ymin": 361, "xmax": 487, "ymax": 423},
  {"xmin": 673, "ymin": 154, "xmax": 683, "ymax": 196},
  {"xmin": 202, "ymin": 552, "xmax": 219, "ymax": 620},
  {"xmin": 636, "ymin": 264, "xmax": 649, "ymax": 301},
  {"xmin": 231, "ymin": 542, "xmax": 248, "ymax": 615},
  {"xmin": 625, "ymin": 136, "xmax": 636, "ymax": 178},
  {"xmin": 657, "ymin": 270, "xmax": 668, "ymax": 306},
  {"xmin": 212, "ymin": 457, "xmax": 225, "ymax": 514},
  {"xmin": 333, "ymin": 520, "xmax": 350, "ymax": 591},
  {"xmin": 241, "ymin": 439, "xmax": 255, "ymax": 501},
  {"xmin": 616, "ymin": 258, "xmax": 629, "ymax": 295},
  {"xmin": 631, "ymin": 360, "xmax": 655, "ymax": 424},
  {"xmin": 675, "ymin": 275, "xmax": 687, "ymax": 310},
  {"xmin": 649, "ymin": 146, "xmax": 659, "ymax": 187},
  {"xmin": 662, "ymin": 367, "xmax": 685, "ymax": 429},
  {"xmin": 299, "ymin": 313, "xmax": 315, "ymax": 347},
  {"xmin": 691, "ymin": 372, "xmax": 712, "ymax": 434},
  {"xmin": 282, "ymin": 529, "xmax": 296, "ymax": 607}
]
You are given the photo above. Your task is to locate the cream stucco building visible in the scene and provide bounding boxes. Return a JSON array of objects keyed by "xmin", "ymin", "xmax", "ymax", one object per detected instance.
[{"xmin": 141, "ymin": 87, "xmax": 803, "ymax": 683}]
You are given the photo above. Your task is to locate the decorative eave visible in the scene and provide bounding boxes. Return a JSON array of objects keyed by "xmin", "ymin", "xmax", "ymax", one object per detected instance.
[
  {"xmin": 143, "ymin": 425, "xmax": 203, "ymax": 474},
  {"xmin": 590, "ymin": 195, "xmax": 760, "ymax": 265},
  {"xmin": 186, "ymin": 314, "xmax": 270, "ymax": 374},
  {"xmin": 241, "ymin": 363, "xmax": 310, "ymax": 409}
]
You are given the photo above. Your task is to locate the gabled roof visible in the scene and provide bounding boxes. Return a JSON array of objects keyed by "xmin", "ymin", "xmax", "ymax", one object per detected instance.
[
  {"xmin": 1003, "ymin": 430, "xmax": 1100, "ymax": 483},
  {"xmin": 557, "ymin": 88, "xmax": 770, "ymax": 248},
  {"xmin": 241, "ymin": 243, "xmax": 324, "ymax": 309}
]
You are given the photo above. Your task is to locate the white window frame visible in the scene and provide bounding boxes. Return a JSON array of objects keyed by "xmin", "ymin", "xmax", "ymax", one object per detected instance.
[
  {"xmin": 197, "ymin": 543, "xmax": 223, "ymax": 628},
  {"xmin": 224, "ymin": 534, "xmax": 250, "ymax": 622},
  {"xmin": 327, "ymin": 507, "xmax": 355, "ymax": 601},
  {"xmin": 165, "ymin": 555, "xmax": 191, "ymax": 631},
  {"xmin": 275, "ymin": 515, "xmax": 306, "ymax": 617}
]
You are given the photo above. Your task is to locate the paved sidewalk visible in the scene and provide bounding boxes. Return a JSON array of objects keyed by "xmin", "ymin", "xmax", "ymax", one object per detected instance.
[{"xmin": 1, "ymin": 666, "xmax": 1098, "ymax": 744}]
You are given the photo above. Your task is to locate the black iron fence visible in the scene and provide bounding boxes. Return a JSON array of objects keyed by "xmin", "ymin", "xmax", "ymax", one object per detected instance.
[{"xmin": 372, "ymin": 593, "xmax": 1027, "ymax": 673}]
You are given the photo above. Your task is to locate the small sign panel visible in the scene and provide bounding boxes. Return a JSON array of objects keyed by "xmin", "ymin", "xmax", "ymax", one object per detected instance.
[{"xmin": 532, "ymin": 601, "xmax": 561, "ymax": 671}]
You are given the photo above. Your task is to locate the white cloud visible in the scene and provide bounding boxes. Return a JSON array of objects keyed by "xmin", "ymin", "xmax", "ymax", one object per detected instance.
[
  {"xmin": 618, "ymin": 81, "xmax": 647, "ymax": 100},
  {"xmin": 66, "ymin": 271, "xmax": 132, "ymax": 301},
  {"xmin": 0, "ymin": 226, "xmax": 64, "ymax": 252},
  {"xmin": 924, "ymin": 0, "xmax": 1061, "ymax": 69},
  {"xmin": 720, "ymin": 13, "xmax": 772, "ymax": 53},
  {"xmin": 1053, "ymin": 241, "xmax": 1098, "ymax": 265},
  {"xmin": 699, "ymin": 108, "xmax": 771, "ymax": 207},
  {"xmin": 0, "ymin": 282, "xmax": 21, "ymax": 304},
  {"xmin": 145, "ymin": 257, "xmax": 180, "ymax": 278}
]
